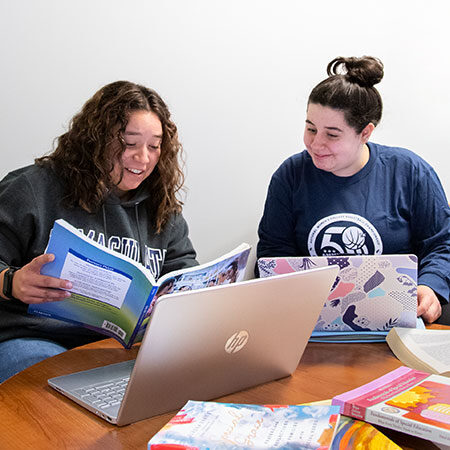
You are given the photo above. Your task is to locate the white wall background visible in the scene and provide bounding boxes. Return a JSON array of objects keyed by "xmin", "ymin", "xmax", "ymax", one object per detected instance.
[{"xmin": 1, "ymin": 0, "xmax": 449, "ymax": 272}]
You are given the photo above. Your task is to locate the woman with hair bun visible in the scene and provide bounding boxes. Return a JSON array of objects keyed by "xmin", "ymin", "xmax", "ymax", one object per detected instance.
[
  {"xmin": 0, "ymin": 81, "xmax": 198, "ymax": 382},
  {"xmin": 257, "ymin": 56, "xmax": 450, "ymax": 323}
]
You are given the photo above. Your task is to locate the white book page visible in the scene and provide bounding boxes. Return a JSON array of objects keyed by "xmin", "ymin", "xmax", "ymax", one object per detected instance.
[
  {"xmin": 60, "ymin": 250, "xmax": 132, "ymax": 308},
  {"xmin": 396, "ymin": 328, "xmax": 450, "ymax": 373}
]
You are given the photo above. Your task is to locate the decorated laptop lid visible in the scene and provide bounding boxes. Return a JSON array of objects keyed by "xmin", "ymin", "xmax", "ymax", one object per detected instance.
[{"xmin": 258, "ymin": 255, "xmax": 417, "ymax": 332}]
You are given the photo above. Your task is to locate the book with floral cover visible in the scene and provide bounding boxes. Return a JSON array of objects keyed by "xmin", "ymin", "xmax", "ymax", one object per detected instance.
[
  {"xmin": 331, "ymin": 415, "xmax": 401, "ymax": 449},
  {"xmin": 148, "ymin": 400, "xmax": 340, "ymax": 449}
]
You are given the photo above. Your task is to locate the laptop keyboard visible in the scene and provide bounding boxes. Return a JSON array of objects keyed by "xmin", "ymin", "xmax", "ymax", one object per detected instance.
[{"xmin": 73, "ymin": 376, "xmax": 130, "ymax": 410}]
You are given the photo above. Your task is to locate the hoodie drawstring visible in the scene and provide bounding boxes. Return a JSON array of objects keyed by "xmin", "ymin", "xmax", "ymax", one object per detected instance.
[
  {"xmin": 134, "ymin": 203, "xmax": 146, "ymax": 266},
  {"xmin": 101, "ymin": 203, "xmax": 146, "ymax": 267},
  {"xmin": 102, "ymin": 204, "xmax": 109, "ymax": 247}
]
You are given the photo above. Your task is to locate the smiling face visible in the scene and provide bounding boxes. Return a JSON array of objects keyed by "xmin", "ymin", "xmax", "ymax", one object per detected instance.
[
  {"xmin": 303, "ymin": 103, "xmax": 374, "ymax": 177},
  {"xmin": 111, "ymin": 110, "xmax": 163, "ymax": 197}
]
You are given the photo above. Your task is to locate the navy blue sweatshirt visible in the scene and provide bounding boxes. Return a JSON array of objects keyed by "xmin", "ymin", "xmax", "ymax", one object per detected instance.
[{"xmin": 257, "ymin": 142, "xmax": 450, "ymax": 302}]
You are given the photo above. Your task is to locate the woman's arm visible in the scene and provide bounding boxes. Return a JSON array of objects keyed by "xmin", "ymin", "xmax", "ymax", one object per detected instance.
[{"xmin": 410, "ymin": 164, "xmax": 450, "ymax": 319}]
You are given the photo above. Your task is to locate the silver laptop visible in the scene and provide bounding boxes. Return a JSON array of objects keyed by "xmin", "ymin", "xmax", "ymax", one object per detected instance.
[{"xmin": 48, "ymin": 265, "xmax": 339, "ymax": 426}]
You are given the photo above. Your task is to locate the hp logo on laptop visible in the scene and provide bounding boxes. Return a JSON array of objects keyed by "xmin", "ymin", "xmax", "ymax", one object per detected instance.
[{"xmin": 225, "ymin": 330, "xmax": 249, "ymax": 354}]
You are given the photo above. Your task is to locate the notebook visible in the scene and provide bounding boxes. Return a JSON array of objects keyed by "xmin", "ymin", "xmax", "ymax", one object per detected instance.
[
  {"xmin": 48, "ymin": 265, "xmax": 339, "ymax": 426},
  {"xmin": 258, "ymin": 254, "xmax": 418, "ymax": 334}
]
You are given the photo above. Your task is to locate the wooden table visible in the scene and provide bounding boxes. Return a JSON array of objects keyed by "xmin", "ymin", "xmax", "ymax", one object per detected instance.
[{"xmin": 0, "ymin": 330, "xmax": 446, "ymax": 450}]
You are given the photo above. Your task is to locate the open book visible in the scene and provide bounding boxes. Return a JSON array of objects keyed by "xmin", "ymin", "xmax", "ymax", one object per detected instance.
[
  {"xmin": 29, "ymin": 219, "xmax": 251, "ymax": 348},
  {"xmin": 387, "ymin": 327, "xmax": 450, "ymax": 376}
]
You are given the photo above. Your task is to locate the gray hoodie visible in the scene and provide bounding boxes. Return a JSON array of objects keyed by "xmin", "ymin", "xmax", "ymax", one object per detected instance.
[{"xmin": 0, "ymin": 164, "xmax": 198, "ymax": 347}]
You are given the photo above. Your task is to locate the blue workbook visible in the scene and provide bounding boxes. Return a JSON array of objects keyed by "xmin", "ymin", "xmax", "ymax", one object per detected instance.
[{"xmin": 29, "ymin": 219, "xmax": 250, "ymax": 348}]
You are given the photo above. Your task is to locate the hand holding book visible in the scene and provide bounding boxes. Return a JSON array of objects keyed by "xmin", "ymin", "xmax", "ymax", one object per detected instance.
[{"xmin": 29, "ymin": 219, "xmax": 251, "ymax": 348}]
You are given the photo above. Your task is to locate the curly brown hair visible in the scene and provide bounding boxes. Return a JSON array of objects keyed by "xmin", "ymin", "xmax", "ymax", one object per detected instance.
[{"xmin": 36, "ymin": 81, "xmax": 185, "ymax": 232}]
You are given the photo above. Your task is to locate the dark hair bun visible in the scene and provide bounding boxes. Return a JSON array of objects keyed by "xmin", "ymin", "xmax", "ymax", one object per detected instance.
[{"xmin": 327, "ymin": 56, "xmax": 384, "ymax": 88}]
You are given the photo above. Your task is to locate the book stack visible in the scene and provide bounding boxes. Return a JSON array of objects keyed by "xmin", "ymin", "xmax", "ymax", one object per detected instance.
[
  {"xmin": 148, "ymin": 365, "xmax": 450, "ymax": 448},
  {"xmin": 332, "ymin": 366, "xmax": 450, "ymax": 447}
]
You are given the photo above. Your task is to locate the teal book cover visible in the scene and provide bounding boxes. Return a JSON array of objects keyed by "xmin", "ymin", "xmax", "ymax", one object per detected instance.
[{"xmin": 28, "ymin": 219, "xmax": 157, "ymax": 348}]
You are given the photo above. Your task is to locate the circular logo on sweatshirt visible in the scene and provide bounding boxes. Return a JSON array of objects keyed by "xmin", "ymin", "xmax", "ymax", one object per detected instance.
[{"xmin": 308, "ymin": 213, "xmax": 383, "ymax": 256}]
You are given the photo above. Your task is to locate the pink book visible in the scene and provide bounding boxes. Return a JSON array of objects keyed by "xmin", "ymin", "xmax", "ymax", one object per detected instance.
[{"xmin": 332, "ymin": 366, "xmax": 450, "ymax": 445}]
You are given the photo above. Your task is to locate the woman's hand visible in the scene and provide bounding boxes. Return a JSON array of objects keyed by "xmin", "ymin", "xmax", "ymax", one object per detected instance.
[
  {"xmin": 10, "ymin": 254, "xmax": 73, "ymax": 304},
  {"xmin": 417, "ymin": 284, "xmax": 442, "ymax": 323}
]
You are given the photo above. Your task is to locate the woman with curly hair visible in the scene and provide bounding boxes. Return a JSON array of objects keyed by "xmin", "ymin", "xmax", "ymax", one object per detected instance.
[
  {"xmin": 257, "ymin": 56, "xmax": 450, "ymax": 324},
  {"xmin": 0, "ymin": 81, "xmax": 198, "ymax": 382}
]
